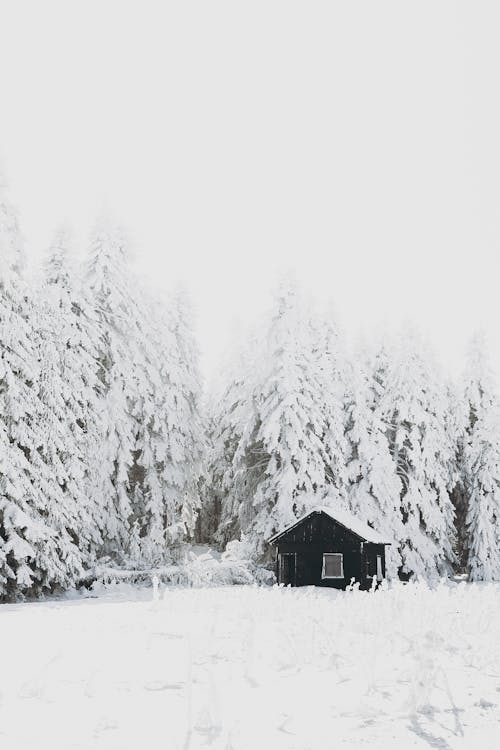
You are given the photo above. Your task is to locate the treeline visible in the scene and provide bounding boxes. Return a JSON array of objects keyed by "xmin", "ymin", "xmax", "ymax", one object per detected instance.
[
  {"xmin": 1, "ymin": 175, "xmax": 500, "ymax": 601},
  {"xmin": 200, "ymin": 282, "xmax": 500, "ymax": 583},
  {"xmin": 0, "ymin": 182, "xmax": 204, "ymax": 599}
]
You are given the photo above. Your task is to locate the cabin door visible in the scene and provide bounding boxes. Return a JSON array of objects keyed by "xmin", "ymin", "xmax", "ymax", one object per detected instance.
[{"xmin": 279, "ymin": 553, "xmax": 296, "ymax": 586}]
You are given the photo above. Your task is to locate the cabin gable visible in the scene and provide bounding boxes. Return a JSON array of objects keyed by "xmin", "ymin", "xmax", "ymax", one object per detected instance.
[{"xmin": 275, "ymin": 510, "xmax": 365, "ymax": 548}]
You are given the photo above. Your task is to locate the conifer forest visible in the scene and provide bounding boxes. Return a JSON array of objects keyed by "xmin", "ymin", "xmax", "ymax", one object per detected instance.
[{"xmin": 1, "ymin": 178, "xmax": 499, "ymax": 602}]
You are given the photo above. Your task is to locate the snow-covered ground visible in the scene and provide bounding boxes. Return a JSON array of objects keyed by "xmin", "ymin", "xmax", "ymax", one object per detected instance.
[{"xmin": 1, "ymin": 582, "xmax": 500, "ymax": 750}]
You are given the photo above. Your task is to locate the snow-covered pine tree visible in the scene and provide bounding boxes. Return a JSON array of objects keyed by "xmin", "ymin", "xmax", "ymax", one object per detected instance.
[
  {"xmin": 225, "ymin": 281, "xmax": 332, "ymax": 554},
  {"xmin": 310, "ymin": 309, "xmax": 349, "ymax": 500},
  {"xmin": 444, "ymin": 379, "xmax": 468, "ymax": 572},
  {"xmin": 86, "ymin": 220, "xmax": 206, "ymax": 566},
  {"xmin": 39, "ymin": 228, "xmax": 104, "ymax": 564},
  {"xmin": 0, "ymin": 181, "xmax": 82, "ymax": 598},
  {"xmin": 84, "ymin": 218, "xmax": 140, "ymax": 556},
  {"xmin": 132, "ymin": 288, "xmax": 204, "ymax": 565},
  {"xmin": 165, "ymin": 288, "xmax": 204, "ymax": 539},
  {"xmin": 209, "ymin": 337, "xmax": 258, "ymax": 548},
  {"xmin": 195, "ymin": 408, "xmax": 221, "ymax": 544},
  {"xmin": 377, "ymin": 328, "xmax": 457, "ymax": 581},
  {"xmin": 345, "ymin": 350, "xmax": 404, "ymax": 578},
  {"xmin": 462, "ymin": 333, "xmax": 500, "ymax": 581},
  {"xmin": 124, "ymin": 290, "xmax": 165, "ymax": 566}
]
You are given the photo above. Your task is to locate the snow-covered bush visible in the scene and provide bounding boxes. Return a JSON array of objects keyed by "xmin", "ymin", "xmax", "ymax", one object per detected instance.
[{"xmin": 88, "ymin": 545, "xmax": 275, "ymax": 591}]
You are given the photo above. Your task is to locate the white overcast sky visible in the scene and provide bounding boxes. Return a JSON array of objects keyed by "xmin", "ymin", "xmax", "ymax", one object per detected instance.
[{"xmin": 0, "ymin": 1, "xmax": 499, "ymax": 379}]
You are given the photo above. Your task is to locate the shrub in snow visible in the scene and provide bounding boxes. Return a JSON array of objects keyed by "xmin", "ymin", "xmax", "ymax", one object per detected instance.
[
  {"xmin": 89, "ymin": 545, "xmax": 274, "ymax": 590},
  {"xmin": 222, "ymin": 534, "xmax": 258, "ymax": 563}
]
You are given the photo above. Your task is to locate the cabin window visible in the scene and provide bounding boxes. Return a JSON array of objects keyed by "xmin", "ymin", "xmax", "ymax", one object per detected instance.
[
  {"xmin": 322, "ymin": 553, "xmax": 343, "ymax": 579},
  {"xmin": 376, "ymin": 555, "xmax": 383, "ymax": 581}
]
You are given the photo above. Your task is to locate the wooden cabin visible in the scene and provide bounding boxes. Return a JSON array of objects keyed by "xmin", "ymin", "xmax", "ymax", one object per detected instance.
[{"xmin": 268, "ymin": 506, "xmax": 390, "ymax": 589}]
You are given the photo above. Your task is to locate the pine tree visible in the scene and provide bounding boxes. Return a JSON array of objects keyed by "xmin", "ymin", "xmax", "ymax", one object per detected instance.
[
  {"xmin": 165, "ymin": 288, "xmax": 204, "ymax": 539},
  {"xmin": 210, "ymin": 340, "xmax": 257, "ymax": 548},
  {"xmin": 132, "ymin": 288, "xmax": 204, "ymax": 564},
  {"xmin": 85, "ymin": 218, "xmax": 140, "ymax": 556},
  {"xmin": 224, "ymin": 282, "xmax": 331, "ymax": 553},
  {"xmin": 86, "ymin": 220, "xmax": 205, "ymax": 566},
  {"xmin": 378, "ymin": 328, "xmax": 457, "ymax": 580},
  {"xmin": 0, "ymin": 182, "xmax": 82, "ymax": 598},
  {"xmin": 462, "ymin": 334, "xmax": 500, "ymax": 581},
  {"xmin": 40, "ymin": 228, "xmax": 104, "ymax": 563},
  {"xmin": 345, "ymin": 352, "xmax": 404, "ymax": 578},
  {"xmin": 445, "ymin": 379, "xmax": 468, "ymax": 572},
  {"xmin": 311, "ymin": 310, "xmax": 349, "ymax": 499},
  {"xmin": 197, "ymin": 410, "xmax": 223, "ymax": 544}
]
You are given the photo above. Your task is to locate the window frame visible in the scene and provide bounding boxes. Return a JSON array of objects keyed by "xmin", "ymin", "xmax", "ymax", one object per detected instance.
[{"xmin": 321, "ymin": 552, "xmax": 344, "ymax": 579}]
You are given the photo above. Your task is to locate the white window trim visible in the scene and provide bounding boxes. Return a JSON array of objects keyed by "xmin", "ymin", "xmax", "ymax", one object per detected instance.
[{"xmin": 322, "ymin": 552, "xmax": 344, "ymax": 579}]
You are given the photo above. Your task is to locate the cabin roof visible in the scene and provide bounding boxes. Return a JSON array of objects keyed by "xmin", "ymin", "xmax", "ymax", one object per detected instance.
[{"xmin": 267, "ymin": 505, "xmax": 391, "ymax": 545}]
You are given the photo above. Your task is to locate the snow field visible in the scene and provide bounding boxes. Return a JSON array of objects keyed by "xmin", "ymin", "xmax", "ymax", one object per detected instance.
[{"xmin": 1, "ymin": 582, "xmax": 500, "ymax": 749}]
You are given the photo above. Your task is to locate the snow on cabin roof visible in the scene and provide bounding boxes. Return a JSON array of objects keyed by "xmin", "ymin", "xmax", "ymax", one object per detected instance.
[{"xmin": 267, "ymin": 505, "xmax": 391, "ymax": 545}]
